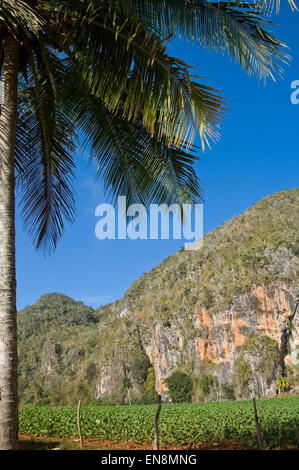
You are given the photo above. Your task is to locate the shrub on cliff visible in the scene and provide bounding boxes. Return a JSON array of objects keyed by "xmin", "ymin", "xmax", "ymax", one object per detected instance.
[
  {"xmin": 130, "ymin": 352, "xmax": 151, "ymax": 385},
  {"xmin": 233, "ymin": 335, "xmax": 280, "ymax": 398},
  {"xmin": 165, "ymin": 371, "xmax": 193, "ymax": 403},
  {"xmin": 140, "ymin": 389, "xmax": 159, "ymax": 404},
  {"xmin": 198, "ymin": 374, "xmax": 218, "ymax": 397},
  {"xmin": 221, "ymin": 382, "xmax": 235, "ymax": 401},
  {"xmin": 144, "ymin": 367, "xmax": 155, "ymax": 391}
]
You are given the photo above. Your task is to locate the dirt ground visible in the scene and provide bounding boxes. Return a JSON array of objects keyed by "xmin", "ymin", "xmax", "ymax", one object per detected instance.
[{"xmin": 18, "ymin": 434, "xmax": 257, "ymax": 450}]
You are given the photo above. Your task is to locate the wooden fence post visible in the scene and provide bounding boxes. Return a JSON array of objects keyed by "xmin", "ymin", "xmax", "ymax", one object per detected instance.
[
  {"xmin": 251, "ymin": 393, "xmax": 263, "ymax": 450},
  {"xmin": 77, "ymin": 399, "xmax": 84, "ymax": 449},
  {"xmin": 153, "ymin": 394, "xmax": 162, "ymax": 450}
]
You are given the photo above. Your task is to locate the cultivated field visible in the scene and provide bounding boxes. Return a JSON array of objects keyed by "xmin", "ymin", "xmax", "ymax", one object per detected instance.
[{"xmin": 19, "ymin": 396, "xmax": 299, "ymax": 449}]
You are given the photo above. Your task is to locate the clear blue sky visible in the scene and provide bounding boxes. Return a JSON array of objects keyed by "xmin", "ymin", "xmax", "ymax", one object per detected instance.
[{"xmin": 16, "ymin": 5, "xmax": 299, "ymax": 310}]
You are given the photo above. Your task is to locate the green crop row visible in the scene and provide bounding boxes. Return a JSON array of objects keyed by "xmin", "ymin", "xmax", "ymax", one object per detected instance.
[{"xmin": 19, "ymin": 396, "xmax": 299, "ymax": 448}]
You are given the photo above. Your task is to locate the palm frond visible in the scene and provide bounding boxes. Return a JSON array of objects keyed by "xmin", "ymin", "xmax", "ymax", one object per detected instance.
[
  {"xmin": 66, "ymin": 81, "xmax": 202, "ymax": 208},
  {"xmin": 253, "ymin": 0, "xmax": 297, "ymax": 14},
  {"xmin": 0, "ymin": 0, "xmax": 44, "ymax": 35},
  {"xmin": 120, "ymin": 0, "xmax": 289, "ymax": 80},
  {"xmin": 15, "ymin": 46, "xmax": 76, "ymax": 253},
  {"xmin": 8, "ymin": 0, "xmax": 294, "ymax": 253},
  {"xmin": 51, "ymin": 2, "xmax": 225, "ymax": 150}
]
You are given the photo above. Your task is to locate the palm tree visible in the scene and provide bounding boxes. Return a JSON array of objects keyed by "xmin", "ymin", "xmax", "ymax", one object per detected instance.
[
  {"xmin": 123, "ymin": 377, "xmax": 133, "ymax": 405},
  {"xmin": 0, "ymin": 0, "xmax": 293, "ymax": 449},
  {"xmin": 276, "ymin": 376, "xmax": 290, "ymax": 395}
]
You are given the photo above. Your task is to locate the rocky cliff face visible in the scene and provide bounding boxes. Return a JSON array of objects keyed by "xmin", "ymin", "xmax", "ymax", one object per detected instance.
[
  {"xmin": 94, "ymin": 281, "xmax": 298, "ymax": 400},
  {"xmin": 92, "ymin": 189, "xmax": 299, "ymax": 402},
  {"xmin": 18, "ymin": 188, "xmax": 299, "ymax": 405}
]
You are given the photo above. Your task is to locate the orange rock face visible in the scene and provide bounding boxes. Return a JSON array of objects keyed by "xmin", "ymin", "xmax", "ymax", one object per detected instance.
[
  {"xmin": 95, "ymin": 282, "xmax": 298, "ymax": 400},
  {"xmin": 147, "ymin": 282, "xmax": 298, "ymax": 396}
]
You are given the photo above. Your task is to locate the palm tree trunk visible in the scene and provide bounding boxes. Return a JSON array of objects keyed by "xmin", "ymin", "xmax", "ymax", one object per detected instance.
[{"xmin": 0, "ymin": 35, "xmax": 19, "ymax": 451}]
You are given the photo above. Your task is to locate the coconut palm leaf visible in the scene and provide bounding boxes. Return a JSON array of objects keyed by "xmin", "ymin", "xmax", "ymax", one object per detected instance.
[
  {"xmin": 120, "ymin": 0, "xmax": 290, "ymax": 80},
  {"xmin": 71, "ymin": 90, "xmax": 202, "ymax": 208},
  {"xmin": 16, "ymin": 46, "xmax": 76, "ymax": 252},
  {"xmin": 6, "ymin": 0, "xmax": 293, "ymax": 252},
  {"xmin": 52, "ymin": 1, "xmax": 224, "ymax": 150},
  {"xmin": 15, "ymin": 48, "xmax": 204, "ymax": 250},
  {"xmin": 46, "ymin": 56, "xmax": 203, "ymax": 207},
  {"xmin": 255, "ymin": 0, "xmax": 297, "ymax": 14},
  {"xmin": 0, "ymin": 0, "xmax": 44, "ymax": 35}
]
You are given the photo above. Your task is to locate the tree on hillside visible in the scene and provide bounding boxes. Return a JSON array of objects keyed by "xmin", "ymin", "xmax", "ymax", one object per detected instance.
[
  {"xmin": 165, "ymin": 371, "xmax": 193, "ymax": 403},
  {"xmin": 276, "ymin": 376, "xmax": 290, "ymax": 395},
  {"xmin": 123, "ymin": 377, "xmax": 133, "ymax": 405},
  {"xmin": 0, "ymin": 0, "xmax": 294, "ymax": 449}
]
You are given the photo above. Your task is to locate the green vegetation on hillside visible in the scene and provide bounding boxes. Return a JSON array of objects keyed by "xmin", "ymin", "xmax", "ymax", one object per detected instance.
[
  {"xmin": 125, "ymin": 188, "xmax": 299, "ymax": 321},
  {"xmin": 165, "ymin": 372, "xmax": 193, "ymax": 403},
  {"xmin": 18, "ymin": 293, "xmax": 101, "ymax": 405},
  {"xmin": 18, "ymin": 189, "xmax": 299, "ymax": 406},
  {"xmin": 233, "ymin": 336, "xmax": 281, "ymax": 399}
]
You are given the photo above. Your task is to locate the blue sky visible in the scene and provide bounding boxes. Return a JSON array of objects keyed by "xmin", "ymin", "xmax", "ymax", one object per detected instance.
[{"xmin": 16, "ymin": 5, "xmax": 299, "ymax": 310}]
